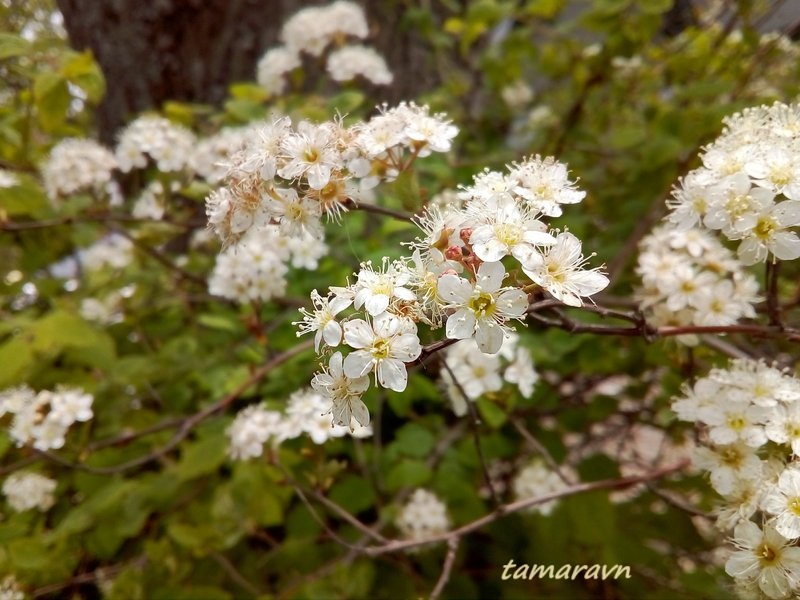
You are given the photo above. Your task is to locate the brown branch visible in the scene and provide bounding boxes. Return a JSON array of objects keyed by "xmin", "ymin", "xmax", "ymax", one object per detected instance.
[
  {"xmin": 109, "ymin": 225, "xmax": 207, "ymax": 286},
  {"xmin": 342, "ymin": 198, "xmax": 414, "ymax": 222},
  {"xmin": 510, "ymin": 418, "xmax": 573, "ymax": 486},
  {"xmin": 35, "ymin": 340, "xmax": 314, "ymax": 475},
  {"xmin": 211, "ymin": 551, "xmax": 263, "ymax": 596},
  {"xmin": 0, "ymin": 212, "xmax": 204, "ymax": 232},
  {"xmin": 766, "ymin": 259, "xmax": 783, "ymax": 328},
  {"xmin": 430, "ymin": 537, "xmax": 460, "ymax": 600},
  {"xmin": 361, "ymin": 460, "xmax": 688, "ymax": 556},
  {"xmin": 440, "ymin": 360, "xmax": 501, "ymax": 507}
]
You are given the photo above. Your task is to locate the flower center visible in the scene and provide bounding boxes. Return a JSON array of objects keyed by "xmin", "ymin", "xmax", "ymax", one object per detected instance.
[
  {"xmin": 754, "ymin": 216, "xmax": 777, "ymax": 240},
  {"xmin": 371, "ymin": 338, "xmax": 391, "ymax": 360},
  {"xmin": 790, "ymin": 497, "xmax": 800, "ymax": 517},
  {"xmin": 720, "ymin": 447, "xmax": 743, "ymax": 468},
  {"xmin": 493, "ymin": 223, "xmax": 521, "ymax": 247},
  {"xmin": 303, "ymin": 147, "xmax": 320, "ymax": 163},
  {"xmin": 469, "ymin": 291, "xmax": 495, "ymax": 317},
  {"xmin": 726, "ymin": 415, "xmax": 746, "ymax": 431},
  {"xmin": 758, "ymin": 543, "xmax": 778, "ymax": 565}
]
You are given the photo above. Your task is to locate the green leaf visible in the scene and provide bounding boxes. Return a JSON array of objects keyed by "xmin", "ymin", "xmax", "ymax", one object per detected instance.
[
  {"xmin": 7, "ymin": 537, "xmax": 50, "ymax": 570},
  {"xmin": 174, "ymin": 433, "xmax": 228, "ymax": 482},
  {"xmin": 385, "ymin": 459, "xmax": 432, "ymax": 492},
  {"xmin": 60, "ymin": 50, "xmax": 105, "ymax": 102},
  {"xmin": 33, "ymin": 71, "xmax": 70, "ymax": 131},
  {"xmin": 393, "ymin": 423, "xmax": 435, "ymax": 458},
  {"xmin": 0, "ymin": 33, "xmax": 30, "ymax": 60},
  {"xmin": 476, "ymin": 398, "xmax": 507, "ymax": 428},
  {"xmin": 329, "ymin": 475, "xmax": 376, "ymax": 515}
]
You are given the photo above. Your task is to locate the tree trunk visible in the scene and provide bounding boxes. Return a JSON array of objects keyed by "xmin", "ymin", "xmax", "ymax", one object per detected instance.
[{"xmin": 56, "ymin": 0, "xmax": 442, "ymax": 144}]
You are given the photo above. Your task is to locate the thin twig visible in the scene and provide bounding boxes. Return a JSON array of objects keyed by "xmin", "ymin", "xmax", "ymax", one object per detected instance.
[
  {"xmin": 361, "ymin": 460, "xmax": 688, "ymax": 556},
  {"xmin": 766, "ymin": 259, "xmax": 783, "ymax": 328},
  {"xmin": 430, "ymin": 537, "xmax": 460, "ymax": 600},
  {"xmin": 440, "ymin": 360, "xmax": 501, "ymax": 507},
  {"xmin": 510, "ymin": 418, "xmax": 573, "ymax": 486},
  {"xmin": 211, "ymin": 552, "xmax": 263, "ymax": 596},
  {"xmin": 35, "ymin": 341, "xmax": 313, "ymax": 475}
]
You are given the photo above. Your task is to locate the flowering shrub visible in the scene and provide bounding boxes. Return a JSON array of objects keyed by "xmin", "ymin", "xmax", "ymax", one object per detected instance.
[{"xmin": 3, "ymin": 1, "xmax": 800, "ymax": 599}]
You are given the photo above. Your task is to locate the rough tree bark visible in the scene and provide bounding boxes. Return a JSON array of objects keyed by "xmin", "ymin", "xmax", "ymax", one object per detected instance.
[{"xmin": 56, "ymin": 0, "xmax": 443, "ymax": 144}]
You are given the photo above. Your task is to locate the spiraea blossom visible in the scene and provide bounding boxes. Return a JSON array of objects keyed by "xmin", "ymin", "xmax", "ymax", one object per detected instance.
[
  {"xmin": 666, "ymin": 101, "xmax": 800, "ymax": 264},
  {"xmin": 342, "ymin": 313, "xmax": 422, "ymax": 392},
  {"xmin": 205, "ymin": 103, "xmax": 457, "ymax": 248},
  {"xmin": 725, "ymin": 522, "xmax": 800, "ymax": 599},
  {"xmin": 256, "ymin": 47, "xmax": 302, "ymax": 96},
  {"xmin": 311, "ymin": 351, "xmax": 370, "ymax": 428},
  {"xmin": 41, "ymin": 138, "xmax": 117, "ymax": 201},
  {"xmin": 512, "ymin": 460, "xmax": 574, "ymax": 516},
  {"xmin": 636, "ymin": 225, "xmax": 759, "ymax": 340},
  {"xmin": 0, "ymin": 384, "xmax": 94, "ymax": 451},
  {"xmin": 1, "ymin": 471, "xmax": 57, "ymax": 512},
  {"xmin": 326, "ymin": 45, "xmax": 393, "ymax": 85},
  {"xmin": 396, "ymin": 489, "xmax": 451, "ymax": 545},
  {"xmin": 115, "ymin": 115, "xmax": 196, "ymax": 173},
  {"xmin": 673, "ymin": 360, "xmax": 800, "ymax": 595},
  {"xmin": 439, "ymin": 261, "xmax": 528, "ymax": 354},
  {"xmin": 226, "ymin": 387, "xmax": 372, "ymax": 458},
  {"xmin": 280, "ymin": 1, "xmax": 368, "ymax": 57}
]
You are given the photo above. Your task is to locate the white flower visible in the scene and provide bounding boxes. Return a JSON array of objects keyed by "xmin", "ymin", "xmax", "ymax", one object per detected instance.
[
  {"xmin": 47, "ymin": 387, "xmax": 94, "ymax": 427},
  {"xmin": 326, "ymin": 45, "xmax": 393, "ymax": 85},
  {"xmin": 256, "ymin": 46, "xmax": 301, "ymax": 96},
  {"xmin": 311, "ymin": 352, "xmax": 371, "ymax": 428},
  {"xmin": 343, "ymin": 314, "xmax": 422, "ymax": 392},
  {"xmin": 763, "ymin": 467, "xmax": 800, "ymax": 540},
  {"xmin": 694, "ymin": 443, "xmax": 763, "ymax": 496},
  {"xmin": 439, "ymin": 261, "xmax": 528, "ymax": 354},
  {"xmin": 227, "ymin": 405, "xmax": 284, "ymax": 459},
  {"xmin": 396, "ymin": 489, "xmax": 450, "ymax": 543},
  {"xmin": 697, "ymin": 399, "xmax": 768, "ymax": 448},
  {"xmin": 508, "ymin": 155, "xmax": 586, "ymax": 217},
  {"xmin": 512, "ymin": 460, "xmax": 573, "ymax": 516},
  {"xmin": 352, "ymin": 259, "xmax": 416, "ymax": 317},
  {"xmin": 703, "ymin": 173, "xmax": 775, "ymax": 235},
  {"xmin": 2, "ymin": 471, "xmax": 56, "ymax": 512},
  {"xmin": 731, "ymin": 200, "xmax": 800, "ymax": 265},
  {"xmin": 725, "ymin": 521, "xmax": 800, "ymax": 599},
  {"xmin": 295, "ymin": 289, "xmax": 352, "ymax": 351},
  {"xmin": 522, "ymin": 232, "xmax": 609, "ymax": 307},
  {"xmin": 278, "ymin": 122, "xmax": 342, "ymax": 190},
  {"xmin": 765, "ymin": 403, "xmax": 800, "ymax": 456},
  {"xmin": 504, "ymin": 345, "xmax": 539, "ymax": 398},
  {"xmin": 467, "ymin": 193, "xmax": 555, "ymax": 263}
]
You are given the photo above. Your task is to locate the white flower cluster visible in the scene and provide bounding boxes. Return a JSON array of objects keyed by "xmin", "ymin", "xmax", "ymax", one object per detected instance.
[
  {"xmin": 256, "ymin": 1, "xmax": 391, "ymax": 95},
  {"xmin": 0, "ymin": 385, "xmax": 93, "ymax": 451},
  {"xmin": 0, "ymin": 169, "xmax": 19, "ymax": 189},
  {"xmin": 227, "ymin": 387, "xmax": 372, "ymax": 458},
  {"xmin": 50, "ymin": 232, "xmax": 134, "ymax": 280},
  {"xmin": 206, "ymin": 102, "xmax": 457, "ymax": 246},
  {"xmin": 296, "ymin": 146, "xmax": 607, "ymax": 430},
  {"xmin": 208, "ymin": 226, "xmax": 326, "ymax": 304},
  {"xmin": 0, "ymin": 575, "xmax": 24, "ymax": 600},
  {"xmin": 1, "ymin": 471, "xmax": 56, "ymax": 512},
  {"xmin": 512, "ymin": 460, "xmax": 573, "ymax": 516},
  {"xmin": 667, "ymin": 102, "xmax": 800, "ymax": 265},
  {"xmin": 115, "ymin": 115, "xmax": 196, "ymax": 173},
  {"xmin": 672, "ymin": 359, "xmax": 800, "ymax": 599},
  {"xmin": 41, "ymin": 138, "xmax": 117, "ymax": 201},
  {"xmin": 190, "ymin": 126, "xmax": 254, "ymax": 185},
  {"xmin": 396, "ymin": 489, "xmax": 450, "ymax": 545},
  {"xmin": 636, "ymin": 225, "xmax": 759, "ymax": 340},
  {"xmin": 441, "ymin": 334, "xmax": 539, "ymax": 416}
]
